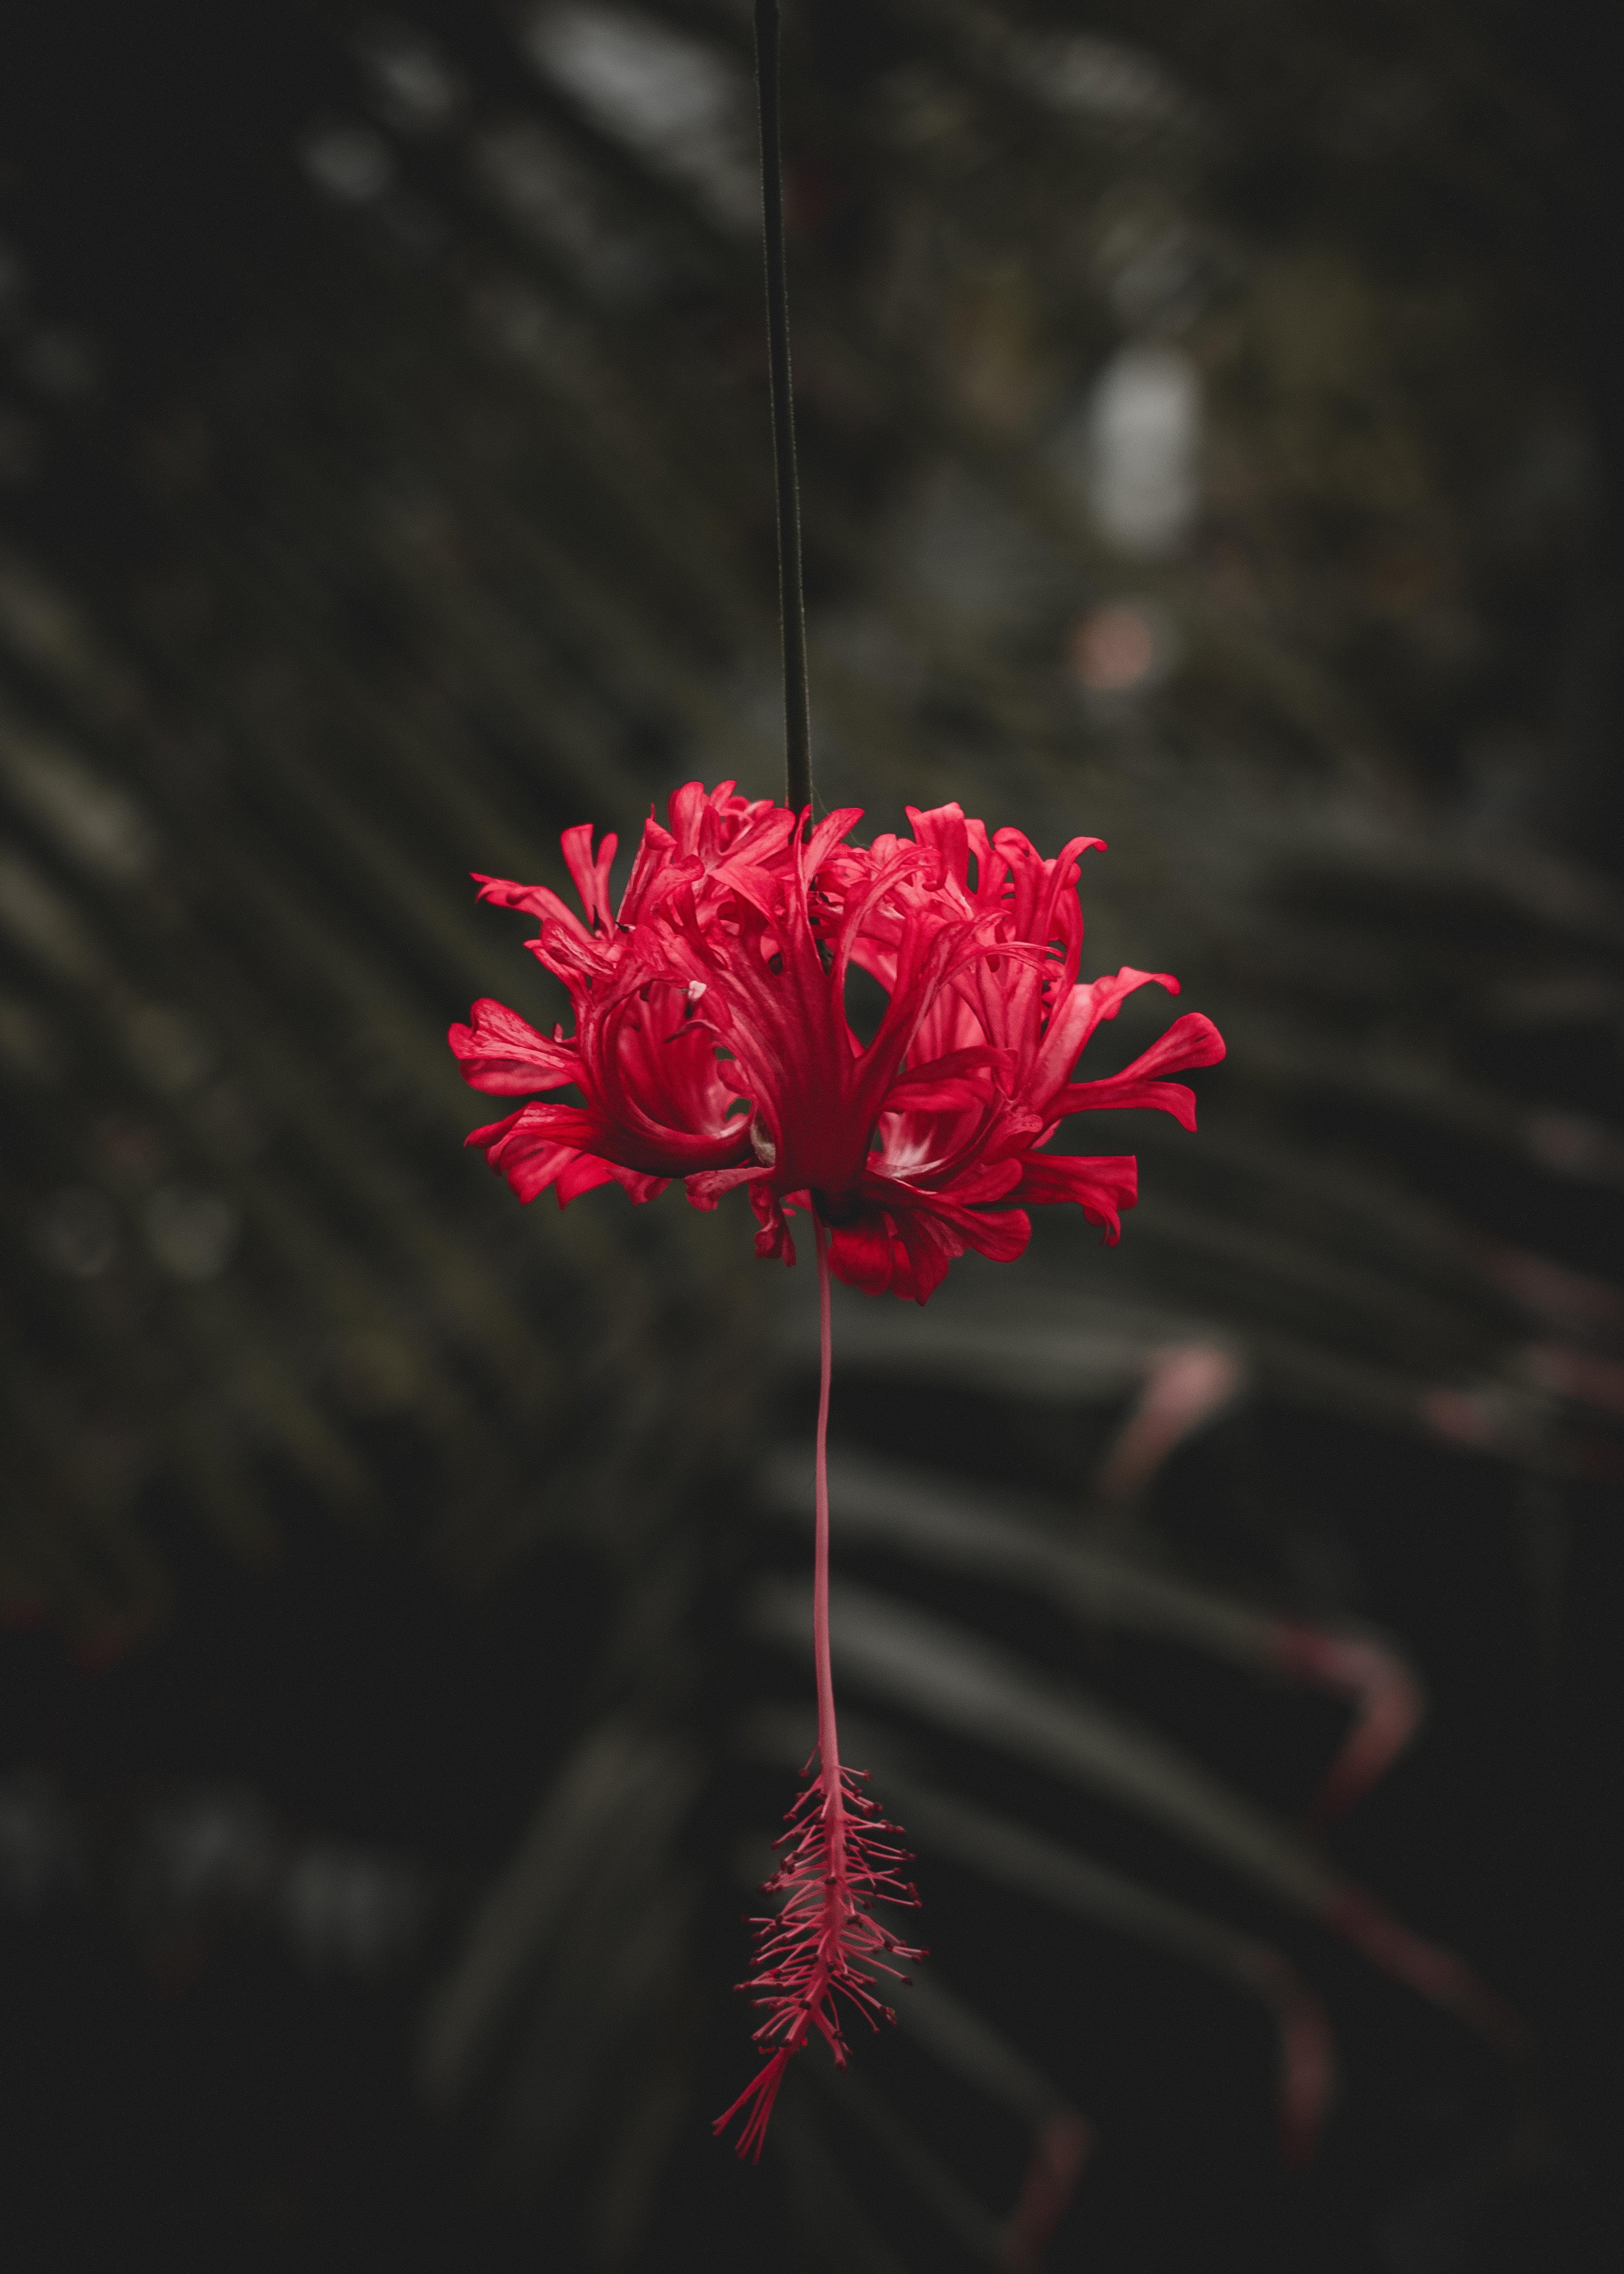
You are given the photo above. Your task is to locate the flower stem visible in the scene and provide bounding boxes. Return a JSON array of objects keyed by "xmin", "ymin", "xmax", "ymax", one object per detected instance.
[{"xmin": 752, "ymin": 0, "xmax": 812, "ymax": 820}]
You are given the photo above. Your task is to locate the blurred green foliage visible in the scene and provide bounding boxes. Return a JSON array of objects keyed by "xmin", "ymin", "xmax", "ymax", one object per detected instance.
[{"xmin": 0, "ymin": 4, "xmax": 1617, "ymax": 2268}]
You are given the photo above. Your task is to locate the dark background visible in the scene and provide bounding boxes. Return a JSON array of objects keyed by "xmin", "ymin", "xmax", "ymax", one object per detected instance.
[{"xmin": 0, "ymin": 4, "xmax": 1619, "ymax": 2267}]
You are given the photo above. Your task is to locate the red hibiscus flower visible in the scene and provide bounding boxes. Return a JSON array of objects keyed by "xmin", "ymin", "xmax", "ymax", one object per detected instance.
[
  {"xmin": 452, "ymin": 778, "xmax": 1225, "ymax": 2160},
  {"xmin": 784, "ymin": 800, "xmax": 1226, "ymax": 1297},
  {"xmin": 449, "ymin": 780, "xmax": 855, "ymax": 1206},
  {"xmin": 451, "ymin": 782, "xmax": 1224, "ymax": 1304}
]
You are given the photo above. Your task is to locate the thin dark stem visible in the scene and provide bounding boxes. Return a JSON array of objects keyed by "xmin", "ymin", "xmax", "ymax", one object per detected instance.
[{"xmin": 753, "ymin": 0, "xmax": 812, "ymax": 819}]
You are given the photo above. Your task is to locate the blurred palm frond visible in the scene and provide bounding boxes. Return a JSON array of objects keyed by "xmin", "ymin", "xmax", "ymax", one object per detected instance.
[{"xmin": 1, "ymin": 3, "xmax": 1617, "ymax": 2267}]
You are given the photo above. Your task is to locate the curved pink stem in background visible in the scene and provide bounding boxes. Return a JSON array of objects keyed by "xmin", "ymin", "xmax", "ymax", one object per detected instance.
[
  {"xmin": 1273, "ymin": 1624, "xmax": 1427, "ymax": 1824},
  {"xmin": 998, "ymin": 2113, "xmax": 1097, "ymax": 2272},
  {"xmin": 1094, "ymin": 1343, "xmax": 1246, "ymax": 1507},
  {"xmin": 1238, "ymin": 1951, "xmax": 1339, "ymax": 2166},
  {"xmin": 1322, "ymin": 1888, "xmax": 1528, "ymax": 2051}
]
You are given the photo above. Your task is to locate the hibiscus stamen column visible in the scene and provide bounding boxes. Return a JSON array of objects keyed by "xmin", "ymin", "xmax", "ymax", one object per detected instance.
[
  {"xmin": 712, "ymin": 1213, "xmax": 925, "ymax": 2160},
  {"xmin": 810, "ymin": 1215, "xmax": 838, "ymax": 1795}
]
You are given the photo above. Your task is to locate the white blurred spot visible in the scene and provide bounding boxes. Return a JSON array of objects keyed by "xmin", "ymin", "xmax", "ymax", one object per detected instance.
[
  {"xmin": 526, "ymin": 4, "xmax": 757, "ymax": 230},
  {"xmin": 141, "ymin": 1184, "xmax": 239, "ymax": 1282},
  {"xmin": 34, "ymin": 1187, "xmax": 118, "ymax": 1279},
  {"xmin": 301, "ymin": 123, "xmax": 396, "ymax": 203},
  {"xmin": 1061, "ymin": 342, "xmax": 1201, "ymax": 558}
]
